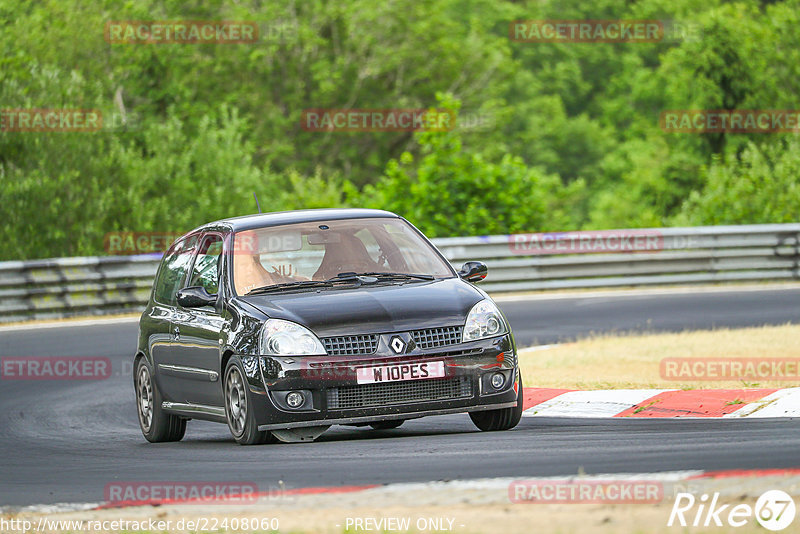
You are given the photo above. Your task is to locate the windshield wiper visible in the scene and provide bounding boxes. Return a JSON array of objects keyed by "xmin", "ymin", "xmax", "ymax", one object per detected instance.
[
  {"xmin": 245, "ymin": 272, "xmax": 435, "ymax": 295},
  {"xmin": 245, "ymin": 280, "xmax": 336, "ymax": 295},
  {"xmin": 352, "ymin": 272, "xmax": 436, "ymax": 281}
]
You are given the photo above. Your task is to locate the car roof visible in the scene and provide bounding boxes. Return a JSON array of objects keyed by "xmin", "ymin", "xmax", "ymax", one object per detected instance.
[{"xmin": 193, "ymin": 208, "xmax": 401, "ymax": 233}]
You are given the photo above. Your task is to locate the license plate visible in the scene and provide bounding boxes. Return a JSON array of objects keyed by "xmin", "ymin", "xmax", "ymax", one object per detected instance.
[{"xmin": 356, "ymin": 361, "xmax": 445, "ymax": 384}]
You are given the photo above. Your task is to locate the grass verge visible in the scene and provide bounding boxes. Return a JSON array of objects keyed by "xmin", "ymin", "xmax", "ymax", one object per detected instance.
[{"xmin": 518, "ymin": 324, "xmax": 800, "ymax": 390}]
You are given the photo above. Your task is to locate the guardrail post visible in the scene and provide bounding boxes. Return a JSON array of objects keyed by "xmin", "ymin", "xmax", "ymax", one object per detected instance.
[{"xmin": 775, "ymin": 231, "xmax": 800, "ymax": 280}]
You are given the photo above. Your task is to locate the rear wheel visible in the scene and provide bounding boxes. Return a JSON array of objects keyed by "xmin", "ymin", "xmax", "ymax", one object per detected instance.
[
  {"xmin": 135, "ymin": 359, "xmax": 186, "ymax": 442},
  {"xmin": 224, "ymin": 356, "xmax": 275, "ymax": 445},
  {"xmin": 369, "ymin": 420, "xmax": 405, "ymax": 430},
  {"xmin": 469, "ymin": 373, "xmax": 523, "ymax": 432}
]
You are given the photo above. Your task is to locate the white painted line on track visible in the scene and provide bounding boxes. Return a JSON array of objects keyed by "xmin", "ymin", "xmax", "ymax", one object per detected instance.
[
  {"xmin": 522, "ymin": 389, "xmax": 674, "ymax": 418},
  {"xmin": 724, "ymin": 387, "xmax": 800, "ymax": 418}
]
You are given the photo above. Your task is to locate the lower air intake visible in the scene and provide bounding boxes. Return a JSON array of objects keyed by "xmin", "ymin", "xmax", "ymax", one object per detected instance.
[{"xmin": 327, "ymin": 377, "xmax": 472, "ymax": 410}]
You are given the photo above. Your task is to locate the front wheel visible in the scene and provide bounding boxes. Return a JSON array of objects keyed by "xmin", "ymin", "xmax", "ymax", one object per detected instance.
[
  {"xmin": 469, "ymin": 373, "xmax": 524, "ymax": 432},
  {"xmin": 224, "ymin": 356, "xmax": 275, "ymax": 445},
  {"xmin": 135, "ymin": 359, "xmax": 186, "ymax": 442}
]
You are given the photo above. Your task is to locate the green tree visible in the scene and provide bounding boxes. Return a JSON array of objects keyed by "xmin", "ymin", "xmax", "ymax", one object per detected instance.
[
  {"xmin": 676, "ymin": 139, "xmax": 800, "ymax": 225},
  {"xmin": 362, "ymin": 98, "xmax": 585, "ymax": 237}
]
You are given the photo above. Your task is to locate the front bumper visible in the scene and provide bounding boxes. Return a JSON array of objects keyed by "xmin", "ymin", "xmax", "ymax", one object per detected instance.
[{"xmin": 243, "ymin": 334, "xmax": 518, "ymax": 431}]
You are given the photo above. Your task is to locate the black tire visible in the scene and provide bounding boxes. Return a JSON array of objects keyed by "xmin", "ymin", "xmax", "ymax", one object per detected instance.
[
  {"xmin": 469, "ymin": 373, "xmax": 524, "ymax": 432},
  {"xmin": 135, "ymin": 359, "xmax": 186, "ymax": 443},
  {"xmin": 369, "ymin": 420, "xmax": 405, "ymax": 430},
  {"xmin": 224, "ymin": 356, "xmax": 275, "ymax": 445}
]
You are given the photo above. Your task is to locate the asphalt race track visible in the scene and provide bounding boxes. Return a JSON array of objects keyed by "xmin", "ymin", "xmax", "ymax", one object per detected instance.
[
  {"xmin": 1, "ymin": 287, "xmax": 799, "ymax": 506},
  {"xmin": 502, "ymin": 286, "xmax": 800, "ymax": 347}
]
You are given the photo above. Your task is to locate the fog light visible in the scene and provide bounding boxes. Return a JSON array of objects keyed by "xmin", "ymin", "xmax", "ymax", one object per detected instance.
[
  {"xmin": 286, "ymin": 391, "xmax": 305, "ymax": 408},
  {"xmin": 490, "ymin": 372, "xmax": 505, "ymax": 390}
]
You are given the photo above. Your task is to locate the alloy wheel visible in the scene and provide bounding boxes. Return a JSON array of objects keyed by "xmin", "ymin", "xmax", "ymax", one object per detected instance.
[
  {"xmin": 226, "ymin": 366, "xmax": 247, "ymax": 437},
  {"xmin": 136, "ymin": 365, "xmax": 153, "ymax": 432}
]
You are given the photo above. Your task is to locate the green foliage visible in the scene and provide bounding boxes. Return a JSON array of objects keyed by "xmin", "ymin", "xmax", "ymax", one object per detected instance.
[
  {"xmin": 0, "ymin": 103, "xmax": 287, "ymax": 258},
  {"xmin": 0, "ymin": 0, "xmax": 798, "ymax": 260},
  {"xmin": 676, "ymin": 139, "xmax": 800, "ymax": 225},
  {"xmin": 105, "ymin": 106, "xmax": 274, "ymax": 231},
  {"xmin": 361, "ymin": 98, "xmax": 586, "ymax": 237}
]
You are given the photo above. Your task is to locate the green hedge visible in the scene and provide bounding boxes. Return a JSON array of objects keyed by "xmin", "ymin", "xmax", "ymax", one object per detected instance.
[{"xmin": 1, "ymin": 0, "xmax": 798, "ymax": 259}]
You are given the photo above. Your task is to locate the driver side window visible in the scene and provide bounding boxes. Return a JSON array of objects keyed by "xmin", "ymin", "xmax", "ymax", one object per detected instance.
[{"xmin": 189, "ymin": 234, "xmax": 223, "ymax": 294}]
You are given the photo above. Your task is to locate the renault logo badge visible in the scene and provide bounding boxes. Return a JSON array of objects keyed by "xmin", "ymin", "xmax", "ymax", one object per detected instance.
[{"xmin": 390, "ymin": 336, "xmax": 406, "ymax": 354}]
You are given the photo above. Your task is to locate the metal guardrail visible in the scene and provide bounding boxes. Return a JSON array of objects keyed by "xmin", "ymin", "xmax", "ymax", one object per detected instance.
[{"xmin": 0, "ymin": 223, "xmax": 798, "ymax": 323}]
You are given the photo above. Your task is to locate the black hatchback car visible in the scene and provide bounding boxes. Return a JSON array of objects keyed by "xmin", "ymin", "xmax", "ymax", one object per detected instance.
[{"xmin": 134, "ymin": 209, "xmax": 522, "ymax": 445}]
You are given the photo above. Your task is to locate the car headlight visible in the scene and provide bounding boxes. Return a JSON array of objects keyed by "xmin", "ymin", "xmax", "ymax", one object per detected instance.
[
  {"xmin": 462, "ymin": 299, "xmax": 508, "ymax": 342},
  {"xmin": 260, "ymin": 319, "xmax": 327, "ymax": 356}
]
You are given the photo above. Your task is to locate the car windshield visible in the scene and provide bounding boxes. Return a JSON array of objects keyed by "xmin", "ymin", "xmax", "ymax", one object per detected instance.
[{"xmin": 231, "ymin": 217, "xmax": 454, "ymax": 295}]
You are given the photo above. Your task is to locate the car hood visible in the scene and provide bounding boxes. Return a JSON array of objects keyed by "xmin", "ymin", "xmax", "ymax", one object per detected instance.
[{"xmin": 239, "ymin": 278, "xmax": 484, "ymax": 336}]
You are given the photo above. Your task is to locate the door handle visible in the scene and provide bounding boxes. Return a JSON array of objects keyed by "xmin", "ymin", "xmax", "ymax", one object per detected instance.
[{"xmin": 172, "ymin": 326, "xmax": 180, "ymax": 341}]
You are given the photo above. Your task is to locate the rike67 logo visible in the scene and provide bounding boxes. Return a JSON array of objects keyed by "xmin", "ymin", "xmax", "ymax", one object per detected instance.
[{"xmin": 669, "ymin": 490, "xmax": 796, "ymax": 531}]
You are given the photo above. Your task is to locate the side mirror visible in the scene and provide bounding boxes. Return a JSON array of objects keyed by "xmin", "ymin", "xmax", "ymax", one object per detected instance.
[
  {"xmin": 458, "ymin": 261, "xmax": 488, "ymax": 282},
  {"xmin": 176, "ymin": 286, "xmax": 217, "ymax": 308}
]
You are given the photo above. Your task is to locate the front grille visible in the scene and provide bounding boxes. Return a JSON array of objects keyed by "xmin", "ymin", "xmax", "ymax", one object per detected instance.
[
  {"xmin": 327, "ymin": 376, "xmax": 472, "ymax": 410},
  {"xmin": 411, "ymin": 326, "xmax": 463, "ymax": 349},
  {"xmin": 322, "ymin": 334, "xmax": 379, "ymax": 355}
]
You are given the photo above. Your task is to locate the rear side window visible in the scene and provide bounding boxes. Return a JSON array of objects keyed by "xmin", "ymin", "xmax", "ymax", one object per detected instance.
[{"xmin": 153, "ymin": 235, "xmax": 198, "ymax": 305}]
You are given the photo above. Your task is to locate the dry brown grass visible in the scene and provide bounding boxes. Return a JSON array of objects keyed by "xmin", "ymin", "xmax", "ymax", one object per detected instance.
[{"xmin": 518, "ymin": 324, "xmax": 800, "ymax": 390}]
